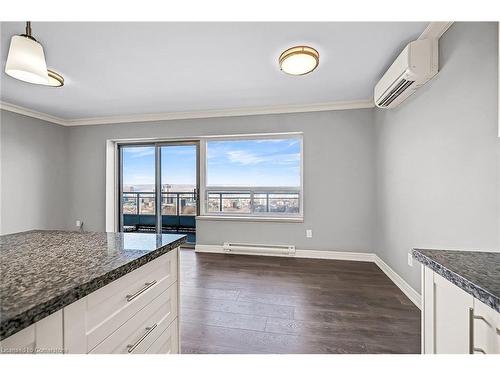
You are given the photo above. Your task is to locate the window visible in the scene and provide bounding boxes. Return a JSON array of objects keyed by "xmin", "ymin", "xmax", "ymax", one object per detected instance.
[{"xmin": 202, "ymin": 135, "xmax": 303, "ymax": 217}]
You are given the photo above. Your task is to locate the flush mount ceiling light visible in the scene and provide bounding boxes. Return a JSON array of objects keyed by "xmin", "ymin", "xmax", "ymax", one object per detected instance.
[
  {"xmin": 279, "ymin": 46, "xmax": 319, "ymax": 76},
  {"xmin": 5, "ymin": 22, "xmax": 64, "ymax": 87}
]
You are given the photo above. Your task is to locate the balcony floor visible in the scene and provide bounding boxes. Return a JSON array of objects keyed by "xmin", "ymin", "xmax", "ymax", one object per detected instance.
[{"xmin": 164, "ymin": 230, "xmax": 196, "ymax": 245}]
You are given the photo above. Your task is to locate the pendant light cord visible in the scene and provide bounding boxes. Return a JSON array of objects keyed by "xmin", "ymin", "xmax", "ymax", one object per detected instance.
[
  {"xmin": 25, "ymin": 21, "xmax": 32, "ymax": 37},
  {"xmin": 21, "ymin": 21, "xmax": 36, "ymax": 41}
]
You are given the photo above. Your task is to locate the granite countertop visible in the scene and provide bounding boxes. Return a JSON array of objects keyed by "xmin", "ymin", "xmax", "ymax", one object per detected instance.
[
  {"xmin": 412, "ymin": 248, "xmax": 500, "ymax": 313},
  {"xmin": 0, "ymin": 230, "xmax": 186, "ymax": 341}
]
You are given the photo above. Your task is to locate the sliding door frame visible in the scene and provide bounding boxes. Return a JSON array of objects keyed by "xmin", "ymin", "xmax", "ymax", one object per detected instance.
[
  {"xmin": 156, "ymin": 141, "xmax": 200, "ymax": 239},
  {"xmin": 117, "ymin": 140, "xmax": 200, "ymax": 236},
  {"xmin": 118, "ymin": 142, "xmax": 158, "ymax": 234}
]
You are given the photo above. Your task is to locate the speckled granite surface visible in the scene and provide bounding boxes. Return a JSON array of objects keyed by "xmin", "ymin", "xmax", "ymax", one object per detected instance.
[
  {"xmin": 412, "ymin": 249, "xmax": 500, "ymax": 312},
  {"xmin": 0, "ymin": 230, "xmax": 186, "ymax": 340}
]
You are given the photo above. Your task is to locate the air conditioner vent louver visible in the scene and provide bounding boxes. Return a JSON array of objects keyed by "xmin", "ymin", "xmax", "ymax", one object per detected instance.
[
  {"xmin": 374, "ymin": 39, "xmax": 438, "ymax": 109},
  {"xmin": 377, "ymin": 79, "xmax": 415, "ymax": 107}
]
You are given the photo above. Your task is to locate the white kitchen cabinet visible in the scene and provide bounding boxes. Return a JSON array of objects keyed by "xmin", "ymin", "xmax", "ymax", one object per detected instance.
[
  {"xmin": 145, "ymin": 318, "xmax": 179, "ymax": 354},
  {"xmin": 0, "ymin": 249, "xmax": 180, "ymax": 355},
  {"xmin": 64, "ymin": 249, "xmax": 178, "ymax": 353},
  {"xmin": 88, "ymin": 283, "xmax": 177, "ymax": 354},
  {"xmin": 0, "ymin": 310, "xmax": 63, "ymax": 354},
  {"xmin": 422, "ymin": 265, "xmax": 500, "ymax": 354},
  {"xmin": 422, "ymin": 267, "xmax": 473, "ymax": 353},
  {"xmin": 473, "ymin": 299, "xmax": 500, "ymax": 354}
]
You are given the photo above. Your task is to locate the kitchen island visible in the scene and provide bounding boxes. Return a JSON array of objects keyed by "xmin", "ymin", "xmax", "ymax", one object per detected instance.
[{"xmin": 0, "ymin": 230, "xmax": 186, "ymax": 354}]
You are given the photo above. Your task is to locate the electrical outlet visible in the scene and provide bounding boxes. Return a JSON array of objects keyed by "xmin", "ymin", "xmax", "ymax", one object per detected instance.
[
  {"xmin": 408, "ymin": 253, "xmax": 413, "ymax": 267},
  {"xmin": 306, "ymin": 229, "xmax": 313, "ymax": 238}
]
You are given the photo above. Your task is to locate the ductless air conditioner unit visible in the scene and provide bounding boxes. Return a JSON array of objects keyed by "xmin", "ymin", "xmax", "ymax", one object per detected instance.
[{"xmin": 374, "ymin": 39, "xmax": 438, "ymax": 109}]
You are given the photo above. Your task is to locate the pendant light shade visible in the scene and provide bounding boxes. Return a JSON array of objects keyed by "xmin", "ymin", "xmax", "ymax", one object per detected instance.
[
  {"xmin": 47, "ymin": 69, "xmax": 64, "ymax": 87},
  {"xmin": 5, "ymin": 34, "xmax": 49, "ymax": 85}
]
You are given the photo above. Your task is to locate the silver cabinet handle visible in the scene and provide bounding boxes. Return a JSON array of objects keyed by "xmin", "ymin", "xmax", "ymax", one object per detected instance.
[
  {"xmin": 126, "ymin": 280, "xmax": 157, "ymax": 302},
  {"xmin": 469, "ymin": 309, "xmax": 489, "ymax": 354},
  {"xmin": 127, "ymin": 323, "xmax": 158, "ymax": 353},
  {"xmin": 468, "ymin": 308, "xmax": 474, "ymax": 354},
  {"xmin": 473, "ymin": 314, "xmax": 490, "ymax": 325}
]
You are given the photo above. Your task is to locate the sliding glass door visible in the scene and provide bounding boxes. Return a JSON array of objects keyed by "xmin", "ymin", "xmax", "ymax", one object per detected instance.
[
  {"xmin": 160, "ymin": 143, "xmax": 198, "ymax": 244},
  {"xmin": 120, "ymin": 145, "xmax": 157, "ymax": 232},
  {"xmin": 119, "ymin": 142, "xmax": 199, "ymax": 246}
]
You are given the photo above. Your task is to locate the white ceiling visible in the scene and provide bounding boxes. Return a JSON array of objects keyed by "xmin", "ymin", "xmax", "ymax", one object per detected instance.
[{"xmin": 0, "ymin": 22, "xmax": 428, "ymax": 120}]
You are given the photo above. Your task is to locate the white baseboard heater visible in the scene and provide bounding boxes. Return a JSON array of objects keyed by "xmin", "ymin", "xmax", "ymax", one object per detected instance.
[{"xmin": 222, "ymin": 242, "xmax": 296, "ymax": 256}]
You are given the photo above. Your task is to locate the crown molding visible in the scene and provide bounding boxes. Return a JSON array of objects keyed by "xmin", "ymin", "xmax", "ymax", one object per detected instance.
[
  {"xmin": 1, "ymin": 99, "xmax": 375, "ymax": 127},
  {"xmin": 418, "ymin": 21, "xmax": 454, "ymax": 40},
  {"xmin": 65, "ymin": 99, "xmax": 375, "ymax": 126},
  {"xmin": 0, "ymin": 101, "xmax": 67, "ymax": 126}
]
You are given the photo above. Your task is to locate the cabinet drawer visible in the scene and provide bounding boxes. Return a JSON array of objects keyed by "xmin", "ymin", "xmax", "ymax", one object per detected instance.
[
  {"xmin": 144, "ymin": 318, "xmax": 178, "ymax": 354},
  {"xmin": 90, "ymin": 282, "xmax": 178, "ymax": 354},
  {"xmin": 86, "ymin": 250, "xmax": 177, "ymax": 350},
  {"xmin": 473, "ymin": 299, "xmax": 500, "ymax": 354}
]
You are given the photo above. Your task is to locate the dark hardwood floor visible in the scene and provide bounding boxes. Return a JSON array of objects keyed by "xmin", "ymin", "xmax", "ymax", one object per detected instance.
[{"xmin": 179, "ymin": 249, "xmax": 421, "ymax": 354}]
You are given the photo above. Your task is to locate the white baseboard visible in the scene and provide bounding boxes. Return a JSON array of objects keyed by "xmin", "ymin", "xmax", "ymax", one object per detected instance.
[
  {"xmin": 195, "ymin": 244, "xmax": 421, "ymax": 309},
  {"xmin": 194, "ymin": 244, "xmax": 224, "ymax": 253},
  {"xmin": 195, "ymin": 244, "xmax": 294, "ymax": 258},
  {"xmin": 195, "ymin": 245, "xmax": 374, "ymax": 262},
  {"xmin": 374, "ymin": 255, "xmax": 422, "ymax": 309},
  {"xmin": 294, "ymin": 249, "xmax": 375, "ymax": 262}
]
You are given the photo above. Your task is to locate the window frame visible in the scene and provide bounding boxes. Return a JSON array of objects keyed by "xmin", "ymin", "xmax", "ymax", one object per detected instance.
[{"xmin": 199, "ymin": 133, "xmax": 304, "ymax": 219}]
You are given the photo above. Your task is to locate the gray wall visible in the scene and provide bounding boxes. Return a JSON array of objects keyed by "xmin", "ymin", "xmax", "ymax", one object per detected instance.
[
  {"xmin": 0, "ymin": 110, "xmax": 69, "ymax": 234},
  {"xmin": 65, "ymin": 109, "xmax": 376, "ymax": 252},
  {"xmin": 374, "ymin": 22, "xmax": 500, "ymax": 291}
]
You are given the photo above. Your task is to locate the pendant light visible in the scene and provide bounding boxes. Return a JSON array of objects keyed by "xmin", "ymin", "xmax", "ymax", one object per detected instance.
[{"xmin": 5, "ymin": 22, "xmax": 64, "ymax": 87}]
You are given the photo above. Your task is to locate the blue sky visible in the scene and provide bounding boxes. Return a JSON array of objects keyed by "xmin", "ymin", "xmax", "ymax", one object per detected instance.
[
  {"xmin": 122, "ymin": 145, "xmax": 197, "ymax": 187},
  {"xmin": 122, "ymin": 138, "xmax": 301, "ymax": 187},
  {"xmin": 207, "ymin": 138, "xmax": 301, "ymax": 187},
  {"xmin": 122, "ymin": 146, "xmax": 156, "ymax": 188}
]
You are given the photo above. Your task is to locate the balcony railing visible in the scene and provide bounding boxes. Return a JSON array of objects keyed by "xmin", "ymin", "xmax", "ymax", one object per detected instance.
[
  {"xmin": 206, "ymin": 190, "xmax": 300, "ymax": 215},
  {"xmin": 121, "ymin": 191, "xmax": 196, "ymax": 232},
  {"xmin": 121, "ymin": 190, "xmax": 301, "ymax": 232}
]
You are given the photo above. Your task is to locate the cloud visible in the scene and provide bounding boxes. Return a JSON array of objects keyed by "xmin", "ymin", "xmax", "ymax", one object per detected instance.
[
  {"xmin": 225, "ymin": 150, "xmax": 301, "ymax": 166},
  {"xmin": 124, "ymin": 147, "xmax": 155, "ymax": 158},
  {"xmin": 275, "ymin": 153, "xmax": 300, "ymax": 165},
  {"xmin": 227, "ymin": 150, "xmax": 266, "ymax": 165}
]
